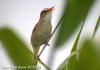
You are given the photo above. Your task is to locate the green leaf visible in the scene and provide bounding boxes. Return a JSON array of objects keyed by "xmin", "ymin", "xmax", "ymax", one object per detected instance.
[
  {"xmin": 78, "ymin": 40, "xmax": 100, "ymax": 70},
  {"xmin": 57, "ymin": 52, "xmax": 76, "ymax": 70},
  {"xmin": 60, "ymin": 40, "xmax": 100, "ymax": 70},
  {"xmin": 68, "ymin": 40, "xmax": 100, "ymax": 70},
  {"xmin": 59, "ymin": 19, "xmax": 85, "ymax": 70},
  {"xmin": 57, "ymin": 17, "xmax": 86, "ymax": 70},
  {"xmin": 55, "ymin": 0, "xmax": 94, "ymax": 47},
  {"xmin": 92, "ymin": 16, "xmax": 100, "ymax": 39},
  {"xmin": 0, "ymin": 28, "xmax": 34, "ymax": 68},
  {"xmin": 67, "ymin": 54, "xmax": 78, "ymax": 70},
  {"xmin": 71, "ymin": 18, "xmax": 85, "ymax": 52}
]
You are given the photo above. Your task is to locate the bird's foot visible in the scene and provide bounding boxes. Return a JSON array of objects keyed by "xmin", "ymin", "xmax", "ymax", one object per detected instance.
[
  {"xmin": 44, "ymin": 41, "xmax": 50, "ymax": 46},
  {"xmin": 46, "ymin": 43, "xmax": 50, "ymax": 46}
]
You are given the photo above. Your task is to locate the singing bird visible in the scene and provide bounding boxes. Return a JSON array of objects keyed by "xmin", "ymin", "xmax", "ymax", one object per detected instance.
[{"xmin": 31, "ymin": 6, "xmax": 54, "ymax": 64}]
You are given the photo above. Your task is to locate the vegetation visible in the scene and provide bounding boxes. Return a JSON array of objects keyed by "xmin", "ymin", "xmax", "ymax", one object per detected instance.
[{"xmin": 0, "ymin": 0, "xmax": 100, "ymax": 70}]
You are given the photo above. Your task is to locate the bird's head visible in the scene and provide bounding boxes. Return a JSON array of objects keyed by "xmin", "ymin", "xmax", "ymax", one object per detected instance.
[{"xmin": 40, "ymin": 6, "xmax": 54, "ymax": 21}]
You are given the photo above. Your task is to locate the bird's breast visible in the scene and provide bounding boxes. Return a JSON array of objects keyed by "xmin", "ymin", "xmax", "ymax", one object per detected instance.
[
  {"xmin": 38, "ymin": 21, "xmax": 52, "ymax": 35},
  {"xmin": 31, "ymin": 19, "xmax": 52, "ymax": 47}
]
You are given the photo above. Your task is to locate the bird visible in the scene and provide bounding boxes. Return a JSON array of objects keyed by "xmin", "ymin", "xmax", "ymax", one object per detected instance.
[{"xmin": 31, "ymin": 6, "xmax": 54, "ymax": 66}]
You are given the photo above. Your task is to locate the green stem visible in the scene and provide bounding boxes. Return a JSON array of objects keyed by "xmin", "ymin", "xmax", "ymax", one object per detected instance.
[
  {"xmin": 38, "ymin": 58, "xmax": 51, "ymax": 70},
  {"xmin": 57, "ymin": 51, "xmax": 77, "ymax": 70},
  {"xmin": 92, "ymin": 16, "xmax": 100, "ymax": 39}
]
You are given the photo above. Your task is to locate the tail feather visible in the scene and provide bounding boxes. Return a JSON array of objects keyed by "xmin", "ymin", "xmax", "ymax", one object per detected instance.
[{"xmin": 33, "ymin": 47, "xmax": 40, "ymax": 69}]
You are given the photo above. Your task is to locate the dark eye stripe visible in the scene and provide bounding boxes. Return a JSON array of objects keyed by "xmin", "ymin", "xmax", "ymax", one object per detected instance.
[
  {"xmin": 41, "ymin": 10, "xmax": 48, "ymax": 14},
  {"xmin": 40, "ymin": 9, "xmax": 48, "ymax": 15},
  {"xmin": 43, "ymin": 10, "xmax": 47, "ymax": 13}
]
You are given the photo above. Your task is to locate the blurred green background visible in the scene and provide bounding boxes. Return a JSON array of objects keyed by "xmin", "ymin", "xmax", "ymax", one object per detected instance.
[{"xmin": 0, "ymin": 0, "xmax": 100, "ymax": 70}]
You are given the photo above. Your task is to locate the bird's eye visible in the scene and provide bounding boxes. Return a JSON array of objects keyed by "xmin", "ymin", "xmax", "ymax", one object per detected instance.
[
  {"xmin": 40, "ymin": 9, "xmax": 48, "ymax": 16},
  {"xmin": 42, "ymin": 10, "xmax": 47, "ymax": 13}
]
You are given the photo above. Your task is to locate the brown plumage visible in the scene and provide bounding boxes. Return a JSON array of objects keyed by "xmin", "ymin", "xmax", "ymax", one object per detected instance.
[{"xmin": 31, "ymin": 6, "xmax": 54, "ymax": 66}]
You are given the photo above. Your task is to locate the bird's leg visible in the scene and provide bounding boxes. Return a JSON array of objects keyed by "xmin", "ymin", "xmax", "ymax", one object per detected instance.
[
  {"xmin": 44, "ymin": 34, "xmax": 52, "ymax": 46},
  {"xmin": 44, "ymin": 41, "xmax": 50, "ymax": 46},
  {"xmin": 46, "ymin": 43, "xmax": 50, "ymax": 46}
]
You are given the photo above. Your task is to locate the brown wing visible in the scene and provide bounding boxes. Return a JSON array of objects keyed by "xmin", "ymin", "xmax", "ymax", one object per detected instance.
[
  {"xmin": 32, "ymin": 21, "xmax": 42, "ymax": 34},
  {"xmin": 31, "ymin": 22, "xmax": 41, "ymax": 47},
  {"xmin": 32, "ymin": 23, "xmax": 38, "ymax": 33}
]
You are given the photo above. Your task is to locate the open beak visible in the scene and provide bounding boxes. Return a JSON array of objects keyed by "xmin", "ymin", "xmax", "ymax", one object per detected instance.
[{"xmin": 47, "ymin": 6, "xmax": 55, "ymax": 13}]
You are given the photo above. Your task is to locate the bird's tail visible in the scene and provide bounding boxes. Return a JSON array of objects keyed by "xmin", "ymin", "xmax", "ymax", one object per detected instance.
[{"xmin": 33, "ymin": 47, "xmax": 40, "ymax": 69}]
